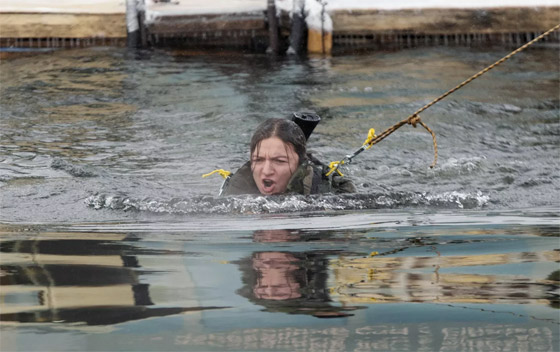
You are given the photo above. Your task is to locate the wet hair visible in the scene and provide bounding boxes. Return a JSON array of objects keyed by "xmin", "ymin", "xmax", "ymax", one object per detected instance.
[{"xmin": 250, "ymin": 118, "xmax": 307, "ymax": 165}]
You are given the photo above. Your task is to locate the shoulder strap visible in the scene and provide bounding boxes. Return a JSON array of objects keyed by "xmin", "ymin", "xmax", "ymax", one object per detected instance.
[{"xmin": 220, "ymin": 162, "xmax": 260, "ymax": 196}]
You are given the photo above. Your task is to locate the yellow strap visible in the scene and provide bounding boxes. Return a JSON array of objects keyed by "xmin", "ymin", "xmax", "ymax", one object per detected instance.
[
  {"xmin": 325, "ymin": 160, "xmax": 344, "ymax": 177},
  {"xmin": 326, "ymin": 128, "xmax": 376, "ymax": 177},
  {"xmin": 364, "ymin": 128, "xmax": 376, "ymax": 150},
  {"xmin": 202, "ymin": 169, "xmax": 231, "ymax": 179}
]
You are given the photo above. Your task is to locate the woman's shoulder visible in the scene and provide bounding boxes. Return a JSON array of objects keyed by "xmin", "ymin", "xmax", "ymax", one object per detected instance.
[
  {"xmin": 220, "ymin": 161, "xmax": 260, "ymax": 196},
  {"xmin": 287, "ymin": 155, "xmax": 356, "ymax": 195}
]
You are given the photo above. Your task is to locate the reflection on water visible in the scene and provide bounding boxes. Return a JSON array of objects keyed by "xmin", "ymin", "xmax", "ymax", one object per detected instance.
[
  {"xmin": 0, "ymin": 233, "xmax": 227, "ymax": 326},
  {"xmin": 237, "ymin": 230, "xmax": 359, "ymax": 318},
  {"xmin": 1, "ymin": 221, "xmax": 558, "ymax": 351},
  {"xmin": 330, "ymin": 249, "xmax": 559, "ymax": 306}
]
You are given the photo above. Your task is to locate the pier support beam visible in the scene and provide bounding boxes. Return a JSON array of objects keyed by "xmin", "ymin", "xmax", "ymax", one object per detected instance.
[
  {"xmin": 307, "ymin": 1, "xmax": 332, "ymax": 54},
  {"xmin": 287, "ymin": 0, "xmax": 306, "ymax": 55},
  {"xmin": 267, "ymin": 0, "xmax": 279, "ymax": 54},
  {"xmin": 126, "ymin": 0, "xmax": 140, "ymax": 48},
  {"xmin": 308, "ymin": 29, "xmax": 332, "ymax": 54},
  {"xmin": 138, "ymin": 0, "xmax": 148, "ymax": 48}
]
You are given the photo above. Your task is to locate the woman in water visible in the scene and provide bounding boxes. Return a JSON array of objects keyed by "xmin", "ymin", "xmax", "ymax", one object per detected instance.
[{"xmin": 222, "ymin": 118, "xmax": 355, "ymax": 196}]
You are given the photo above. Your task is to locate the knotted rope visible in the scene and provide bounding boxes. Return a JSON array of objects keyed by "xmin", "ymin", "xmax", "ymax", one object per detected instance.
[{"xmin": 327, "ymin": 23, "xmax": 560, "ymax": 176}]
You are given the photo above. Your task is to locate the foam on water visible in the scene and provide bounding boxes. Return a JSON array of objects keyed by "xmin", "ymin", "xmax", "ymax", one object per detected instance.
[{"xmin": 84, "ymin": 190, "xmax": 490, "ymax": 215}]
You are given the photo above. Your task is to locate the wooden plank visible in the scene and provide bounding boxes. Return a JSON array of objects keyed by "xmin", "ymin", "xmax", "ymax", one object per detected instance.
[
  {"xmin": 0, "ymin": 13, "xmax": 126, "ymax": 38},
  {"xmin": 332, "ymin": 7, "xmax": 560, "ymax": 34},
  {"xmin": 145, "ymin": 0, "xmax": 264, "ymax": 16},
  {"xmin": 0, "ymin": 0, "xmax": 124, "ymax": 14},
  {"xmin": 147, "ymin": 13, "xmax": 265, "ymax": 35}
]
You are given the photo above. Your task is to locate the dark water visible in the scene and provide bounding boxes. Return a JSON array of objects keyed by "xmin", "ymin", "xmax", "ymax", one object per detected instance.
[
  {"xmin": 1, "ymin": 46, "xmax": 559, "ymax": 221},
  {"xmin": 0, "ymin": 46, "xmax": 559, "ymax": 351}
]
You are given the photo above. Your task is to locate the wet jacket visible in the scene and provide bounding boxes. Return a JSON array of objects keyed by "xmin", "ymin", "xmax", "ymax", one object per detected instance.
[{"xmin": 221, "ymin": 156, "xmax": 356, "ymax": 196}]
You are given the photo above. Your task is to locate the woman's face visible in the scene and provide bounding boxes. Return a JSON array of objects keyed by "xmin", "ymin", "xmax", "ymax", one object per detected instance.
[{"xmin": 251, "ymin": 137, "xmax": 299, "ymax": 195}]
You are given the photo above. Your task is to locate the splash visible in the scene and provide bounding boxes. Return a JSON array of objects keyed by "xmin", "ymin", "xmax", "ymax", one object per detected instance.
[{"xmin": 85, "ymin": 191, "xmax": 489, "ymax": 215}]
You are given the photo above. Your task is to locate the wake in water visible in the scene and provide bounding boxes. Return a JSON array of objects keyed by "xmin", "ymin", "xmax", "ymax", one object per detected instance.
[{"xmin": 85, "ymin": 191, "xmax": 490, "ymax": 214}]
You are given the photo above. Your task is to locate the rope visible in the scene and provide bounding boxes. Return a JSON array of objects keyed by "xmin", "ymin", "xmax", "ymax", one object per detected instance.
[
  {"xmin": 410, "ymin": 23, "xmax": 560, "ymax": 119},
  {"xmin": 327, "ymin": 23, "xmax": 560, "ymax": 176},
  {"xmin": 369, "ymin": 113, "xmax": 439, "ymax": 167},
  {"xmin": 202, "ymin": 169, "xmax": 231, "ymax": 179}
]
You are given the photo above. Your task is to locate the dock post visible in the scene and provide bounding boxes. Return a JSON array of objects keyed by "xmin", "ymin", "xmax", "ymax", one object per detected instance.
[
  {"xmin": 287, "ymin": 0, "xmax": 306, "ymax": 55},
  {"xmin": 136, "ymin": 0, "xmax": 148, "ymax": 48},
  {"xmin": 307, "ymin": 1, "xmax": 332, "ymax": 54},
  {"xmin": 126, "ymin": 0, "xmax": 140, "ymax": 48},
  {"xmin": 267, "ymin": 0, "xmax": 279, "ymax": 54}
]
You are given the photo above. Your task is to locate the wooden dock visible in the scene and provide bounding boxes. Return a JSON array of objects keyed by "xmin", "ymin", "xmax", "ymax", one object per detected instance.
[
  {"xmin": 0, "ymin": 1, "xmax": 558, "ymax": 52},
  {"xmin": 0, "ymin": 1, "xmax": 126, "ymax": 48},
  {"xmin": 331, "ymin": 7, "xmax": 560, "ymax": 51}
]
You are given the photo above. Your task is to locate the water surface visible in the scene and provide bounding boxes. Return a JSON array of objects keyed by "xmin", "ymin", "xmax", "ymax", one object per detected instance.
[
  {"xmin": 1, "ymin": 212, "xmax": 559, "ymax": 351},
  {"xmin": 0, "ymin": 46, "xmax": 559, "ymax": 351},
  {"xmin": 1, "ymin": 46, "xmax": 559, "ymax": 221}
]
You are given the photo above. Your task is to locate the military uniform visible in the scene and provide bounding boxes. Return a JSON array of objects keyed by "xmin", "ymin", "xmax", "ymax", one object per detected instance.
[{"xmin": 221, "ymin": 156, "xmax": 356, "ymax": 196}]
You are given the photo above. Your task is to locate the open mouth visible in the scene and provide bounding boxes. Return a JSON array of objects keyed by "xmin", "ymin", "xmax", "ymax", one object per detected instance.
[{"xmin": 262, "ymin": 179, "xmax": 275, "ymax": 192}]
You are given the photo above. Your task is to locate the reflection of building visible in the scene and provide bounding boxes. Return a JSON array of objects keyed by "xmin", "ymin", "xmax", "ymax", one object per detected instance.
[
  {"xmin": 0, "ymin": 233, "xmax": 225, "ymax": 325},
  {"xmin": 329, "ymin": 251, "xmax": 560, "ymax": 305}
]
